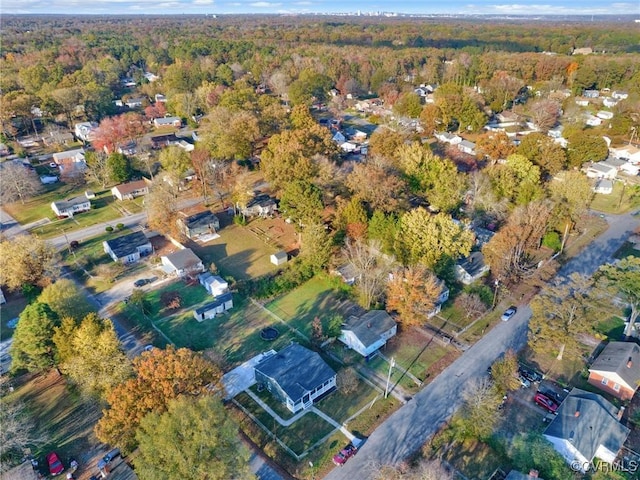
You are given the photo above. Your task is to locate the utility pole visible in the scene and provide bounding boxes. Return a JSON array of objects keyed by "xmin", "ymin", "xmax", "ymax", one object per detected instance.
[
  {"xmin": 492, "ymin": 279, "xmax": 500, "ymax": 310},
  {"xmin": 385, "ymin": 357, "xmax": 395, "ymax": 399}
]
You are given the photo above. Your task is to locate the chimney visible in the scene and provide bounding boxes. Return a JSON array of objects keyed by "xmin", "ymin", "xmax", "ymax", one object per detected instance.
[
  {"xmin": 528, "ymin": 470, "xmax": 539, "ymax": 478},
  {"xmin": 618, "ymin": 406, "xmax": 625, "ymax": 422},
  {"xmin": 574, "ymin": 410, "xmax": 580, "ymax": 417},
  {"xmin": 627, "ymin": 356, "xmax": 633, "ymax": 368},
  {"xmin": 367, "ymin": 323, "xmax": 371, "ymax": 328}
]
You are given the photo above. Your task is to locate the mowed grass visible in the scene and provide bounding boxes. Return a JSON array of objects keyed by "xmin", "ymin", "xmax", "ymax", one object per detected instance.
[
  {"xmin": 4, "ymin": 371, "xmax": 102, "ymax": 468},
  {"xmin": 0, "ymin": 293, "xmax": 29, "ymax": 338},
  {"xmin": 315, "ymin": 377, "xmax": 379, "ymax": 424},
  {"xmin": 590, "ymin": 182, "xmax": 640, "ymax": 214},
  {"xmin": 4, "ymin": 183, "xmax": 85, "ymax": 225},
  {"xmin": 613, "ymin": 241, "xmax": 640, "ymax": 259}
]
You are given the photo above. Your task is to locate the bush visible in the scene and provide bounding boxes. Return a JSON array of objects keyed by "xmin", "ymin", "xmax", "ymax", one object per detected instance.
[
  {"xmin": 105, "ymin": 226, "xmax": 114, "ymax": 232},
  {"xmin": 233, "ymin": 215, "xmax": 247, "ymax": 226},
  {"xmin": 464, "ymin": 284, "xmax": 494, "ymax": 307},
  {"xmin": 116, "ymin": 223, "xmax": 125, "ymax": 230},
  {"xmin": 249, "ymin": 260, "xmax": 315, "ymax": 298},
  {"xmin": 542, "ymin": 231, "xmax": 562, "ymax": 251}
]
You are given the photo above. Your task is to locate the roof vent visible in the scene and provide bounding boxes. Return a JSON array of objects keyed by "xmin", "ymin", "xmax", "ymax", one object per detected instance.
[{"xmin": 529, "ymin": 470, "xmax": 539, "ymax": 478}]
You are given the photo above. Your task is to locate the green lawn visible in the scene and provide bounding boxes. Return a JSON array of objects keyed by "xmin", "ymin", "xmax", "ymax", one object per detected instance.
[
  {"xmin": 315, "ymin": 377, "xmax": 379, "ymax": 424},
  {"xmin": 266, "ymin": 276, "xmax": 349, "ymax": 338},
  {"xmin": 191, "ymin": 223, "xmax": 280, "ymax": 281},
  {"xmin": 0, "ymin": 293, "xmax": 29, "ymax": 339},
  {"xmin": 4, "ymin": 183, "xmax": 87, "ymax": 225},
  {"xmin": 613, "ymin": 241, "xmax": 640, "ymax": 259},
  {"xmin": 590, "ymin": 182, "xmax": 640, "ymax": 214},
  {"xmin": 593, "ymin": 316, "xmax": 626, "ymax": 341}
]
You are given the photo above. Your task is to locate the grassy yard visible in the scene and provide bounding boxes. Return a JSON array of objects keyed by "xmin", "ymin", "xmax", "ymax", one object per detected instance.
[
  {"xmin": 562, "ymin": 214, "xmax": 609, "ymax": 260},
  {"xmin": 265, "ymin": 276, "xmax": 350, "ymax": 338},
  {"xmin": 590, "ymin": 182, "xmax": 640, "ymax": 214},
  {"xmin": 0, "ymin": 293, "xmax": 29, "ymax": 338},
  {"xmin": 613, "ymin": 241, "xmax": 640, "ymax": 259},
  {"xmin": 315, "ymin": 378, "xmax": 379, "ymax": 424},
  {"xmin": 3, "ymin": 183, "xmax": 86, "ymax": 225}
]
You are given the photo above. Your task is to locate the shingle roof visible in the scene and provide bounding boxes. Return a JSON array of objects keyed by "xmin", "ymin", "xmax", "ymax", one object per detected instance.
[
  {"xmin": 52, "ymin": 196, "xmax": 90, "ymax": 210},
  {"xmin": 104, "ymin": 231, "xmax": 150, "ymax": 259},
  {"xmin": 254, "ymin": 344, "xmax": 336, "ymax": 404},
  {"xmin": 343, "ymin": 310, "xmax": 396, "ymax": 349},
  {"xmin": 457, "ymin": 251, "xmax": 487, "ymax": 277},
  {"xmin": 112, "ymin": 179, "xmax": 149, "ymax": 196},
  {"xmin": 590, "ymin": 342, "xmax": 640, "ymax": 390},
  {"xmin": 194, "ymin": 292, "xmax": 233, "ymax": 314},
  {"xmin": 180, "ymin": 211, "xmax": 219, "ymax": 230},
  {"xmin": 162, "ymin": 248, "xmax": 202, "ymax": 270},
  {"xmin": 544, "ymin": 388, "xmax": 629, "ymax": 462}
]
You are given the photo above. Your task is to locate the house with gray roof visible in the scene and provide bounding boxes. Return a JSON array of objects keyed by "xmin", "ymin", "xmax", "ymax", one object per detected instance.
[
  {"xmin": 254, "ymin": 343, "xmax": 336, "ymax": 413},
  {"xmin": 543, "ymin": 388, "xmax": 630, "ymax": 473},
  {"xmin": 51, "ymin": 196, "xmax": 91, "ymax": 218},
  {"xmin": 160, "ymin": 248, "xmax": 204, "ymax": 277},
  {"xmin": 455, "ymin": 252, "xmax": 490, "ymax": 285},
  {"xmin": 457, "ymin": 140, "xmax": 476, "ymax": 155},
  {"xmin": 193, "ymin": 292, "xmax": 233, "ymax": 322},
  {"xmin": 588, "ymin": 342, "xmax": 640, "ymax": 401},
  {"xmin": 177, "ymin": 210, "xmax": 220, "ymax": 240},
  {"xmin": 103, "ymin": 231, "xmax": 153, "ymax": 264},
  {"xmin": 339, "ymin": 310, "xmax": 397, "ymax": 358}
]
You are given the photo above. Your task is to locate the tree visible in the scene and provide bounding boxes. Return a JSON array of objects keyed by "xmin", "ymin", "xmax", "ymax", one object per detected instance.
[
  {"xmin": 346, "ymin": 162, "xmax": 407, "ymax": 214},
  {"xmin": 367, "ymin": 129, "xmax": 405, "ymax": 162},
  {"xmin": 368, "ymin": 211, "xmax": 399, "ymax": 256},
  {"xmin": 0, "ymin": 400, "xmax": 47, "ymax": 460},
  {"xmin": 37, "ymin": 279, "xmax": 94, "ymax": 321},
  {"xmin": 509, "ymin": 433, "xmax": 574, "ymax": 480},
  {"xmin": 393, "ymin": 92, "xmax": 423, "ymax": 118},
  {"xmin": 475, "ymin": 131, "xmax": 515, "ymax": 163},
  {"xmin": 300, "ymin": 223, "xmax": 332, "ymax": 273},
  {"xmin": 598, "ymin": 257, "xmax": 640, "ymax": 338},
  {"xmin": 145, "ymin": 181, "xmax": 179, "ymax": 237},
  {"xmin": 450, "ymin": 377, "xmax": 501, "ymax": 440},
  {"xmin": 398, "ymin": 209, "xmax": 475, "ymax": 269},
  {"xmin": 92, "ymin": 113, "xmax": 146, "ymax": 154},
  {"xmin": 419, "ymin": 104, "xmax": 442, "ymax": 135},
  {"xmin": 342, "ymin": 238, "xmax": 396, "ymax": 309},
  {"xmin": 529, "ymin": 273, "xmax": 600, "ymax": 360},
  {"xmin": 455, "ymin": 292, "xmax": 488, "ymax": 320},
  {"xmin": 135, "ymin": 395, "xmax": 253, "ymax": 480},
  {"xmin": 201, "ymin": 107, "xmax": 260, "ymax": 160},
  {"xmin": 0, "ymin": 236, "xmax": 60, "ymax": 290},
  {"xmin": 85, "ymin": 151, "xmax": 111, "ymax": 188},
  {"xmin": 0, "ymin": 162, "xmax": 41, "ymax": 204},
  {"xmin": 52, "ymin": 316, "xmax": 79, "ymax": 365},
  {"xmin": 566, "ymin": 131, "xmax": 608, "ymax": 168},
  {"xmin": 288, "ymin": 69, "xmax": 333, "ymax": 105},
  {"xmin": 490, "ymin": 350, "xmax": 520, "ymax": 394},
  {"xmin": 50, "ymin": 87, "xmax": 82, "ymax": 125},
  {"xmin": 63, "ymin": 313, "xmax": 131, "ymax": 399},
  {"xmin": 386, "ymin": 266, "xmax": 443, "ymax": 326},
  {"xmin": 337, "ymin": 368, "xmax": 360, "ymax": 395},
  {"xmin": 159, "ymin": 146, "xmax": 192, "ymax": 182},
  {"xmin": 279, "ymin": 180, "xmax": 323, "ymax": 227},
  {"xmin": 529, "ymin": 98, "xmax": 561, "ymax": 132},
  {"xmin": 516, "ymin": 132, "xmax": 567, "ymax": 176},
  {"xmin": 10, "ymin": 303, "xmax": 59, "ymax": 373},
  {"xmin": 107, "ymin": 153, "xmax": 132, "ymax": 184},
  {"xmin": 95, "ymin": 347, "xmax": 220, "ymax": 453},
  {"xmin": 548, "ymin": 170, "xmax": 593, "ymax": 225},
  {"xmin": 369, "ymin": 460, "xmax": 454, "ymax": 480}
]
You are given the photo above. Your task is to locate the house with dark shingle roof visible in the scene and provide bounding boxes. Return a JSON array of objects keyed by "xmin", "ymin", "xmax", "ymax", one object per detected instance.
[
  {"xmin": 589, "ymin": 342, "xmax": 640, "ymax": 401},
  {"xmin": 176, "ymin": 210, "xmax": 220, "ymax": 240},
  {"xmin": 455, "ymin": 251, "xmax": 490, "ymax": 285},
  {"xmin": 543, "ymin": 388, "xmax": 629, "ymax": 473},
  {"xmin": 338, "ymin": 310, "xmax": 397, "ymax": 358},
  {"xmin": 254, "ymin": 344, "xmax": 336, "ymax": 413},
  {"xmin": 103, "ymin": 231, "xmax": 153, "ymax": 264}
]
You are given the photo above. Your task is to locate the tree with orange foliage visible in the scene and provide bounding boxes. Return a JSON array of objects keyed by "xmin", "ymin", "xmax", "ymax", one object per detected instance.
[
  {"xmin": 92, "ymin": 112, "xmax": 147, "ymax": 153},
  {"xmin": 95, "ymin": 346, "xmax": 220, "ymax": 453},
  {"xmin": 386, "ymin": 265, "xmax": 443, "ymax": 326}
]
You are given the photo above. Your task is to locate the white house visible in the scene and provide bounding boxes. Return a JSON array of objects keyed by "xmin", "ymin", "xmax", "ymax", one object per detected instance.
[
  {"xmin": 270, "ymin": 251, "xmax": 288, "ymax": 266},
  {"xmin": 612, "ymin": 91, "xmax": 629, "ymax": 100},
  {"xmin": 596, "ymin": 111, "xmax": 614, "ymax": 120},
  {"xmin": 125, "ymin": 98, "xmax": 144, "ymax": 108},
  {"xmin": 153, "ymin": 116, "xmax": 182, "ymax": 128},
  {"xmin": 543, "ymin": 389, "xmax": 629, "ymax": 473},
  {"xmin": 340, "ymin": 141, "xmax": 358, "ymax": 153},
  {"xmin": 160, "ymin": 248, "xmax": 205, "ymax": 277},
  {"xmin": 193, "ymin": 292, "xmax": 233, "ymax": 321},
  {"xmin": 455, "ymin": 252, "xmax": 490, "ymax": 285},
  {"xmin": 144, "ymin": 72, "xmax": 159, "ymax": 82},
  {"xmin": 586, "ymin": 162, "xmax": 617, "ymax": 180},
  {"xmin": 155, "ymin": 94, "xmax": 167, "ymax": 103},
  {"xmin": 40, "ymin": 175, "xmax": 59, "ymax": 185},
  {"xmin": 575, "ymin": 98, "xmax": 590, "ymax": 107},
  {"xmin": 610, "ymin": 145, "xmax": 640, "ymax": 164},
  {"xmin": 74, "ymin": 122, "xmax": 98, "ymax": 142},
  {"xmin": 603, "ymin": 97, "xmax": 619, "ymax": 108},
  {"xmin": 52, "ymin": 149, "xmax": 86, "ymax": 175},
  {"xmin": 585, "ymin": 115, "xmax": 602, "ymax": 127},
  {"xmin": 593, "ymin": 179, "xmax": 613, "ymax": 195},
  {"xmin": 198, "ymin": 272, "xmax": 228, "ymax": 297},
  {"xmin": 51, "ymin": 197, "xmax": 91, "ymax": 218},
  {"xmin": 103, "ymin": 231, "xmax": 153, "ymax": 264},
  {"xmin": 111, "ymin": 179, "xmax": 150, "ymax": 201},
  {"xmin": 435, "ymin": 132, "xmax": 462, "ymax": 144},
  {"xmin": 457, "ymin": 140, "xmax": 476, "ymax": 155},
  {"xmin": 339, "ymin": 310, "xmax": 397, "ymax": 358}
]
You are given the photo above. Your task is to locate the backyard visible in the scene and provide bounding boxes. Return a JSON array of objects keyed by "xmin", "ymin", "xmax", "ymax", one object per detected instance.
[{"xmin": 590, "ymin": 182, "xmax": 640, "ymax": 214}]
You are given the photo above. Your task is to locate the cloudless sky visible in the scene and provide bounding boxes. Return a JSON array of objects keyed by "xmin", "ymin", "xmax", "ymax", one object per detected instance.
[{"xmin": 2, "ymin": 0, "xmax": 637, "ymax": 17}]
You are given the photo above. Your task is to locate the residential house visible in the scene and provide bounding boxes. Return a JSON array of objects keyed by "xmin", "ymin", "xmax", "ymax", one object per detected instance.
[
  {"xmin": 505, "ymin": 471, "xmax": 543, "ymax": 480},
  {"xmin": 103, "ymin": 231, "xmax": 153, "ymax": 264},
  {"xmin": 434, "ymin": 132, "xmax": 462, "ymax": 144},
  {"xmin": 593, "ymin": 179, "xmax": 613, "ymax": 195},
  {"xmin": 575, "ymin": 98, "xmax": 590, "ymax": 107},
  {"xmin": 151, "ymin": 133, "xmax": 178, "ymax": 149},
  {"xmin": 270, "ymin": 251, "xmax": 288, "ymax": 266},
  {"xmin": 583, "ymin": 89, "xmax": 600, "ymax": 98},
  {"xmin": 471, "ymin": 226, "xmax": 495, "ymax": 247},
  {"xmin": 43, "ymin": 131, "xmax": 74, "ymax": 147},
  {"xmin": 125, "ymin": 97, "xmax": 144, "ymax": 109},
  {"xmin": 612, "ymin": 91, "xmax": 629, "ymax": 100},
  {"xmin": 254, "ymin": 343, "xmax": 337, "ymax": 413},
  {"xmin": 198, "ymin": 272, "xmax": 228, "ymax": 296},
  {"xmin": 160, "ymin": 248, "xmax": 205, "ymax": 277},
  {"xmin": 455, "ymin": 252, "xmax": 490, "ymax": 284},
  {"xmin": 586, "ymin": 162, "xmax": 617, "ymax": 180},
  {"xmin": 52, "ymin": 149, "xmax": 86, "ymax": 176},
  {"xmin": 339, "ymin": 310, "xmax": 398, "ymax": 358},
  {"xmin": 40, "ymin": 175, "xmax": 59, "ymax": 185},
  {"xmin": 193, "ymin": 292, "xmax": 233, "ymax": 321},
  {"xmin": 333, "ymin": 263, "xmax": 358, "ymax": 285},
  {"xmin": 543, "ymin": 388, "xmax": 629, "ymax": 473},
  {"xmin": 177, "ymin": 210, "xmax": 220, "ymax": 240},
  {"xmin": 340, "ymin": 142, "xmax": 358, "ymax": 153},
  {"xmin": 588, "ymin": 342, "xmax": 640, "ymax": 401},
  {"xmin": 457, "ymin": 140, "xmax": 476, "ymax": 155},
  {"xmin": 430, "ymin": 280, "xmax": 450, "ymax": 317},
  {"xmin": 241, "ymin": 194, "xmax": 278, "ymax": 218},
  {"xmin": 585, "ymin": 115, "xmax": 602, "ymax": 127},
  {"xmin": 51, "ymin": 196, "xmax": 91, "ymax": 218},
  {"xmin": 332, "ymin": 131, "xmax": 346, "ymax": 143},
  {"xmin": 351, "ymin": 130, "xmax": 367, "ymax": 142},
  {"xmin": 155, "ymin": 94, "xmax": 167, "ymax": 103},
  {"xmin": 120, "ymin": 78, "xmax": 136, "ymax": 87},
  {"xmin": 597, "ymin": 111, "xmax": 614, "ymax": 120},
  {"xmin": 573, "ymin": 47, "xmax": 593, "ymax": 55},
  {"xmin": 610, "ymin": 145, "xmax": 640, "ymax": 164},
  {"xmin": 495, "ymin": 111, "xmax": 520, "ymax": 127},
  {"xmin": 153, "ymin": 116, "xmax": 182, "ymax": 128},
  {"xmin": 74, "ymin": 122, "xmax": 98, "ymax": 142},
  {"xmin": 174, "ymin": 139, "xmax": 194, "ymax": 152},
  {"xmin": 111, "ymin": 179, "xmax": 150, "ymax": 201},
  {"xmin": 603, "ymin": 97, "xmax": 619, "ymax": 108},
  {"xmin": 144, "ymin": 72, "xmax": 159, "ymax": 82}
]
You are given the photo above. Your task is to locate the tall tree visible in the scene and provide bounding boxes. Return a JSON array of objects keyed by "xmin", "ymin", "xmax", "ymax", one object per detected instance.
[
  {"xmin": 0, "ymin": 162, "xmax": 41, "ymax": 205},
  {"xmin": 135, "ymin": 395, "xmax": 253, "ymax": 480},
  {"xmin": 0, "ymin": 236, "xmax": 60, "ymax": 290},
  {"xmin": 386, "ymin": 265, "xmax": 443, "ymax": 326},
  {"xmin": 10, "ymin": 303, "xmax": 59, "ymax": 373},
  {"xmin": 566, "ymin": 131, "xmax": 608, "ymax": 168},
  {"xmin": 489, "ymin": 349, "xmax": 520, "ymax": 394},
  {"xmin": 287, "ymin": 69, "xmax": 333, "ymax": 105},
  {"xmin": 398, "ymin": 209, "xmax": 475, "ymax": 268},
  {"xmin": 548, "ymin": 170, "xmax": 593, "ymax": 226},
  {"xmin": 393, "ymin": 92, "xmax": 423, "ymax": 118},
  {"xmin": 85, "ymin": 151, "xmax": 111, "ymax": 188},
  {"xmin": 37, "ymin": 279, "xmax": 94, "ymax": 321},
  {"xmin": 450, "ymin": 377, "xmax": 501, "ymax": 441},
  {"xmin": 279, "ymin": 180, "xmax": 323, "ymax": 227},
  {"xmin": 145, "ymin": 181, "xmax": 179, "ymax": 237},
  {"xmin": 107, "ymin": 153, "xmax": 132, "ymax": 183},
  {"xmin": 529, "ymin": 98, "xmax": 561, "ymax": 132},
  {"xmin": 201, "ymin": 107, "xmax": 260, "ymax": 160},
  {"xmin": 367, "ymin": 129, "xmax": 405, "ymax": 163},
  {"xmin": 509, "ymin": 433, "xmax": 574, "ymax": 480},
  {"xmin": 598, "ymin": 257, "xmax": 640, "ymax": 338},
  {"xmin": 92, "ymin": 113, "xmax": 146, "ymax": 154},
  {"xmin": 346, "ymin": 162, "xmax": 407, "ymax": 214},
  {"xmin": 300, "ymin": 223, "xmax": 332, "ymax": 273},
  {"xmin": 516, "ymin": 132, "xmax": 567, "ymax": 176},
  {"xmin": 475, "ymin": 131, "xmax": 515, "ymax": 164},
  {"xmin": 159, "ymin": 146, "xmax": 192, "ymax": 182},
  {"xmin": 95, "ymin": 347, "xmax": 220, "ymax": 453},
  {"xmin": 0, "ymin": 399, "xmax": 48, "ymax": 459}
]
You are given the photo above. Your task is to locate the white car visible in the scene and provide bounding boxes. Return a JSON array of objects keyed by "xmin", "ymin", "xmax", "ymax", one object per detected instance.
[{"xmin": 501, "ymin": 306, "xmax": 517, "ymax": 322}]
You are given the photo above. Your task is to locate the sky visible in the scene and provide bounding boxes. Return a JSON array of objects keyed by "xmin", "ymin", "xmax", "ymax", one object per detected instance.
[{"xmin": 2, "ymin": 0, "xmax": 638, "ymax": 16}]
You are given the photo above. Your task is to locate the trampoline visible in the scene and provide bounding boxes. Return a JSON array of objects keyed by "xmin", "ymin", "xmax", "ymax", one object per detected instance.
[{"xmin": 260, "ymin": 327, "xmax": 280, "ymax": 341}]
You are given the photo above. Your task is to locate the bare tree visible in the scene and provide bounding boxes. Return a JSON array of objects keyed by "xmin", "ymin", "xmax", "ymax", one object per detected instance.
[
  {"xmin": 0, "ymin": 400, "xmax": 48, "ymax": 457},
  {"xmin": 455, "ymin": 292, "xmax": 488, "ymax": 320},
  {"xmin": 342, "ymin": 238, "xmax": 396, "ymax": 309},
  {"xmin": 337, "ymin": 367, "xmax": 360, "ymax": 394},
  {"xmin": 0, "ymin": 162, "xmax": 41, "ymax": 204},
  {"xmin": 530, "ymin": 99, "xmax": 561, "ymax": 133}
]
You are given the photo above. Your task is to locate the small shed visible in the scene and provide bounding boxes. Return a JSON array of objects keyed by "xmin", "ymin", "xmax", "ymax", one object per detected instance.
[{"xmin": 270, "ymin": 251, "xmax": 288, "ymax": 266}]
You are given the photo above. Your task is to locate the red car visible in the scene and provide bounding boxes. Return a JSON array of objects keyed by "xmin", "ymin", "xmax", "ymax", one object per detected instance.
[
  {"xmin": 46, "ymin": 452, "xmax": 64, "ymax": 476},
  {"xmin": 534, "ymin": 392, "xmax": 559, "ymax": 413},
  {"xmin": 332, "ymin": 444, "xmax": 357, "ymax": 466}
]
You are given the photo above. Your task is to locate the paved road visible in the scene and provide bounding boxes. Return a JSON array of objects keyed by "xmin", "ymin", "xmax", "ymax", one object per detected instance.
[{"xmin": 325, "ymin": 211, "xmax": 640, "ymax": 479}]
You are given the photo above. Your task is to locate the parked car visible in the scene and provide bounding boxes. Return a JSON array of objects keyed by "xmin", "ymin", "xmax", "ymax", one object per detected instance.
[
  {"xmin": 501, "ymin": 306, "xmax": 517, "ymax": 322},
  {"xmin": 518, "ymin": 375, "xmax": 531, "ymax": 388},
  {"xmin": 332, "ymin": 444, "xmax": 357, "ymax": 466},
  {"xmin": 133, "ymin": 278, "xmax": 150, "ymax": 287},
  {"xmin": 103, "ymin": 448, "xmax": 121, "ymax": 464},
  {"xmin": 143, "ymin": 345, "xmax": 154, "ymax": 352},
  {"xmin": 46, "ymin": 452, "xmax": 64, "ymax": 476},
  {"xmin": 534, "ymin": 392, "xmax": 559, "ymax": 413},
  {"xmin": 519, "ymin": 366, "xmax": 543, "ymax": 383},
  {"xmin": 49, "ymin": 162, "xmax": 58, "ymax": 168}
]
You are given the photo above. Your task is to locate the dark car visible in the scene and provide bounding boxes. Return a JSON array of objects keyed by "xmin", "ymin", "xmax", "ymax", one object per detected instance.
[
  {"xmin": 133, "ymin": 278, "xmax": 150, "ymax": 287},
  {"xmin": 103, "ymin": 448, "xmax": 121, "ymax": 464},
  {"xmin": 501, "ymin": 306, "xmax": 517, "ymax": 322},
  {"xmin": 519, "ymin": 366, "xmax": 543, "ymax": 383},
  {"xmin": 332, "ymin": 444, "xmax": 357, "ymax": 466},
  {"xmin": 534, "ymin": 392, "xmax": 559, "ymax": 413},
  {"xmin": 46, "ymin": 452, "xmax": 64, "ymax": 476}
]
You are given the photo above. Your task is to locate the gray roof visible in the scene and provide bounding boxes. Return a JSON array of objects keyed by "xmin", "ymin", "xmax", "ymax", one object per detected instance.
[
  {"xmin": 590, "ymin": 163, "xmax": 616, "ymax": 173},
  {"xmin": 590, "ymin": 341, "xmax": 640, "ymax": 389},
  {"xmin": 457, "ymin": 251, "xmax": 487, "ymax": 277},
  {"xmin": 544, "ymin": 388, "xmax": 629, "ymax": 462},
  {"xmin": 272, "ymin": 251, "xmax": 288, "ymax": 260},
  {"xmin": 104, "ymin": 231, "xmax": 150, "ymax": 259},
  {"xmin": 343, "ymin": 310, "xmax": 396, "ymax": 349},
  {"xmin": 505, "ymin": 472, "xmax": 544, "ymax": 480},
  {"xmin": 602, "ymin": 157, "xmax": 626, "ymax": 168},
  {"xmin": 255, "ymin": 344, "xmax": 336, "ymax": 404},
  {"xmin": 194, "ymin": 292, "xmax": 233, "ymax": 314},
  {"xmin": 52, "ymin": 196, "xmax": 90, "ymax": 210},
  {"xmin": 162, "ymin": 248, "xmax": 202, "ymax": 270},
  {"xmin": 459, "ymin": 140, "xmax": 476, "ymax": 149},
  {"xmin": 180, "ymin": 210, "xmax": 219, "ymax": 230}
]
